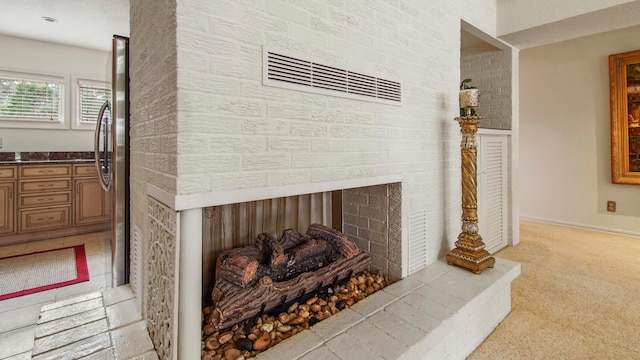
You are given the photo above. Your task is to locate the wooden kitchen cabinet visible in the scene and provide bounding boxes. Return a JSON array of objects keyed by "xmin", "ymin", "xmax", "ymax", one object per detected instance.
[
  {"xmin": 73, "ymin": 171, "xmax": 109, "ymax": 226},
  {"xmin": 0, "ymin": 166, "xmax": 17, "ymax": 236},
  {"xmin": 18, "ymin": 164, "xmax": 72, "ymax": 233},
  {"xmin": 0, "ymin": 166, "xmax": 17, "ymax": 235},
  {"xmin": 19, "ymin": 205, "xmax": 70, "ymax": 232},
  {"xmin": 1, "ymin": 162, "xmax": 109, "ymax": 244},
  {"xmin": 19, "ymin": 164, "xmax": 72, "ymax": 178},
  {"xmin": 19, "ymin": 178, "xmax": 72, "ymax": 193},
  {"xmin": 0, "ymin": 182, "xmax": 16, "ymax": 235}
]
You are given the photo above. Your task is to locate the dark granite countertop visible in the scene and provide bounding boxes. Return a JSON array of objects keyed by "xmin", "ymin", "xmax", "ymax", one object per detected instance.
[
  {"xmin": 0, "ymin": 159, "xmax": 95, "ymax": 165},
  {"xmin": 0, "ymin": 152, "xmax": 97, "ymax": 165}
]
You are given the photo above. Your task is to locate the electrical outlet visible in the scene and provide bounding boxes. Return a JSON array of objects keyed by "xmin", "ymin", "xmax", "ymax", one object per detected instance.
[{"xmin": 607, "ymin": 201, "xmax": 616, "ymax": 212}]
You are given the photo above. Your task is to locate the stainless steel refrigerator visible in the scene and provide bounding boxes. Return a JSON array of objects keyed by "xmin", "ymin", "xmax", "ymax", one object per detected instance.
[{"xmin": 94, "ymin": 35, "xmax": 129, "ymax": 287}]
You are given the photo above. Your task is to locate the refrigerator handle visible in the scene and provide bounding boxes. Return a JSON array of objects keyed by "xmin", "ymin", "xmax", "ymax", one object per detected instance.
[{"xmin": 94, "ymin": 100, "xmax": 112, "ymax": 191}]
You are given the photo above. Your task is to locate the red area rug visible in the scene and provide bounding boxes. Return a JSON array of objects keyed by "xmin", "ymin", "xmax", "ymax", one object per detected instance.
[{"xmin": 0, "ymin": 245, "xmax": 89, "ymax": 301}]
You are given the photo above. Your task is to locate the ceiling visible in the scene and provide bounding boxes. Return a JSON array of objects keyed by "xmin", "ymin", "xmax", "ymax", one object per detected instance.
[
  {"xmin": 0, "ymin": 0, "xmax": 129, "ymax": 52},
  {"xmin": 2, "ymin": 1, "xmax": 638, "ymax": 54},
  {"xmin": 498, "ymin": 1, "xmax": 640, "ymax": 49},
  {"xmin": 461, "ymin": 30, "xmax": 501, "ymax": 55}
]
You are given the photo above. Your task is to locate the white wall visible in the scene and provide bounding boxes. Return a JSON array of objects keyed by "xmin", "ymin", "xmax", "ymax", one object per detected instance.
[
  {"xmin": 520, "ymin": 25, "xmax": 640, "ymax": 236},
  {"xmin": 168, "ymin": 0, "xmax": 506, "ymax": 267},
  {"xmin": 0, "ymin": 34, "xmax": 110, "ymax": 152},
  {"xmin": 130, "ymin": 0, "xmax": 508, "ymax": 287},
  {"xmin": 129, "ymin": 0, "xmax": 179, "ymax": 331}
]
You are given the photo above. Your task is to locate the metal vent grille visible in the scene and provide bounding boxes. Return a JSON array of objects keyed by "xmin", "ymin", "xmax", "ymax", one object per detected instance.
[
  {"xmin": 408, "ymin": 210, "xmax": 428, "ymax": 274},
  {"xmin": 266, "ymin": 53, "xmax": 312, "ymax": 87},
  {"xmin": 132, "ymin": 224, "xmax": 142, "ymax": 300},
  {"xmin": 264, "ymin": 49, "xmax": 401, "ymax": 104}
]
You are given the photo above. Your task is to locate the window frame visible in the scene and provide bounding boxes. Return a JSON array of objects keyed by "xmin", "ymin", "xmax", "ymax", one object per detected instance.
[
  {"xmin": 0, "ymin": 70, "xmax": 68, "ymax": 130},
  {"xmin": 73, "ymin": 77, "xmax": 112, "ymax": 130}
]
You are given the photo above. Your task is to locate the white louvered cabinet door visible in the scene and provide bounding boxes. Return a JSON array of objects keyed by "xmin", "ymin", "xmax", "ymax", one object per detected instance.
[{"xmin": 477, "ymin": 133, "xmax": 509, "ymax": 254}]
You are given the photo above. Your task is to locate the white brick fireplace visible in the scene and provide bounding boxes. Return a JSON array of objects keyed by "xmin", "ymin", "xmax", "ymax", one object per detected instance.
[{"xmin": 128, "ymin": 0, "xmax": 519, "ymax": 358}]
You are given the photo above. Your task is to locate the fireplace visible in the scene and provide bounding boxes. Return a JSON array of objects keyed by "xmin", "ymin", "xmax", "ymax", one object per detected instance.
[
  {"xmin": 198, "ymin": 182, "xmax": 401, "ymax": 357},
  {"xmin": 202, "ymin": 183, "xmax": 402, "ymax": 304},
  {"xmin": 144, "ymin": 173, "xmax": 519, "ymax": 360},
  {"xmin": 202, "ymin": 182, "xmax": 402, "ymax": 303}
]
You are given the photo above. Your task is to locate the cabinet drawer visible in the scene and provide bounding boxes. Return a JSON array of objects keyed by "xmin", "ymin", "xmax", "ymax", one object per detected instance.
[
  {"xmin": 73, "ymin": 164, "xmax": 98, "ymax": 177},
  {"xmin": 19, "ymin": 206, "xmax": 70, "ymax": 232},
  {"xmin": 19, "ymin": 179, "xmax": 72, "ymax": 193},
  {"xmin": 19, "ymin": 191, "xmax": 71, "ymax": 208},
  {"xmin": 0, "ymin": 166, "xmax": 17, "ymax": 180},
  {"xmin": 20, "ymin": 165, "xmax": 71, "ymax": 178}
]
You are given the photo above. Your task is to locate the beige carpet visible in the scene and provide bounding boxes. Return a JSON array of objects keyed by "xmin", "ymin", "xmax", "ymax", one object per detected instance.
[{"xmin": 468, "ymin": 221, "xmax": 640, "ymax": 359}]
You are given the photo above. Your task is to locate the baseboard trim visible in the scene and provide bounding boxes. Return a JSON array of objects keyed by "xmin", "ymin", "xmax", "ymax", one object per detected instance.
[{"xmin": 520, "ymin": 216, "xmax": 640, "ymax": 239}]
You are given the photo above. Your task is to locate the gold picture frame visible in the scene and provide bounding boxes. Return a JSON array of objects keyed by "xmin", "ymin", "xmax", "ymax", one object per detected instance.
[{"xmin": 609, "ymin": 49, "xmax": 640, "ymax": 185}]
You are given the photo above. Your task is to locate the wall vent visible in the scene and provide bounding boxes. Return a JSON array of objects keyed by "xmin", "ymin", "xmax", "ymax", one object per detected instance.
[
  {"xmin": 264, "ymin": 49, "xmax": 401, "ymax": 105},
  {"xmin": 132, "ymin": 224, "xmax": 142, "ymax": 303},
  {"xmin": 407, "ymin": 210, "xmax": 428, "ymax": 274}
]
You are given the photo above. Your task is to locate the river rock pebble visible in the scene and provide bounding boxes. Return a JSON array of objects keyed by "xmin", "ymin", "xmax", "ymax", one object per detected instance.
[
  {"xmin": 252, "ymin": 331, "xmax": 271, "ymax": 351},
  {"xmin": 260, "ymin": 322, "xmax": 273, "ymax": 333},
  {"xmin": 305, "ymin": 296, "xmax": 318, "ymax": 305},
  {"xmin": 278, "ymin": 313, "xmax": 289, "ymax": 324},
  {"xmin": 201, "ymin": 270, "xmax": 389, "ymax": 359},
  {"xmin": 288, "ymin": 316, "xmax": 305, "ymax": 325},
  {"xmin": 236, "ymin": 338, "xmax": 253, "ymax": 351},
  {"xmin": 205, "ymin": 336, "xmax": 220, "ymax": 351},
  {"xmin": 218, "ymin": 332, "xmax": 233, "ymax": 345},
  {"xmin": 224, "ymin": 348, "xmax": 242, "ymax": 360}
]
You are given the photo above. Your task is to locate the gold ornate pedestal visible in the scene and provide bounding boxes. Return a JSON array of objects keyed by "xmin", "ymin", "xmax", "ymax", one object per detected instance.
[{"xmin": 446, "ymin": 116, "xmax": 495, "ymax": 274}]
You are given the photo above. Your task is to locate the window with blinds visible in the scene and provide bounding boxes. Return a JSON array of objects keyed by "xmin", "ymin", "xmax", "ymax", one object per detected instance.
[
  {"xmin": 77, "ymin": 80, "xmax": 111, "ymax": 124},
  {"xmin": 0, "ymin": 73, "xmax": 64, "ymax": 123}
]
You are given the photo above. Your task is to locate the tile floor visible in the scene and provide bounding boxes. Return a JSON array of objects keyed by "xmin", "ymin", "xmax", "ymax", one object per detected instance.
[{"xmin": 0, "ymin": 232, "xmax": 156, "ymax": 360}]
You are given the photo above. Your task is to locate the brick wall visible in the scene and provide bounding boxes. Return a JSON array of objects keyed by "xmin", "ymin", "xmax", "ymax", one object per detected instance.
[
  {"xmin": 461, "ymin": 49, "xmax": 512, "ymax": 129},
  {"xmin": 342, "ymin": 184, "xmax": 402, "ymax": 280},
  {"xmin": 130, "ymin": 0, "xmax": 179, "ymax": 357},
  {"xmin": 171, "ymin": 0, "xmax": 491, "ymax": 274},
  {"xmin": 132, "ymin": 0, "xmax": 503, "ymax": 281}
]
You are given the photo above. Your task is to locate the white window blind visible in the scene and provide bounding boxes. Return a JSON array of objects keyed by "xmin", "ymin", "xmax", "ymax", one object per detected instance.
[
  {"xmin": 0, "ymin": 73, "xmax": 64, "ymax": 123},
  {"xmin": 78, "ymin": 80, "xmax": 111, "ymax": 123}
]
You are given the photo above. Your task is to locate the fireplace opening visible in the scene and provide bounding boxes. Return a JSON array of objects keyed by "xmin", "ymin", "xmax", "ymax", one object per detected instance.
[{"xmin": 200, "ymin": 182, "xmax": 401, "ymax": 358}]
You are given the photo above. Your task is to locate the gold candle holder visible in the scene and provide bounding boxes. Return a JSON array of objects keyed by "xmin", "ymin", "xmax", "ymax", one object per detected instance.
[{"xmin": 446, "ymin": 115, "xmax": 495, "ymax": 274}]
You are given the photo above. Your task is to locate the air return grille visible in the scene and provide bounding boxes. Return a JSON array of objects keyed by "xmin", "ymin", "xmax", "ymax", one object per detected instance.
[{"xmin": 264, "ymin": 50, "xmax": 401, "ymax": 104}]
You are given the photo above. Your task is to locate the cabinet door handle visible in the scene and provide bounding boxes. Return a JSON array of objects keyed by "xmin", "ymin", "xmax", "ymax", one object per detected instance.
[
  {"xmin": 37, "ymin": 170, "xmax": 55, "ymax": 174},
  {"xmin": 36, "ymin": 217, "xmax": 56, "ymax": 221},
  {"xmin": 38, "ymin": 197, "xmax": 55, "ymax": 202},
  {"xmin": 38, "ymin": 184, "xmax": 55, "ymax": 188}
]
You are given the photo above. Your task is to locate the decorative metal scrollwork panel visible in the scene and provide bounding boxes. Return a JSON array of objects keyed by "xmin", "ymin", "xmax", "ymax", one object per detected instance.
[{"xmin": 147, "ymin": 196, "xmax": 178, "ymax": 360}]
